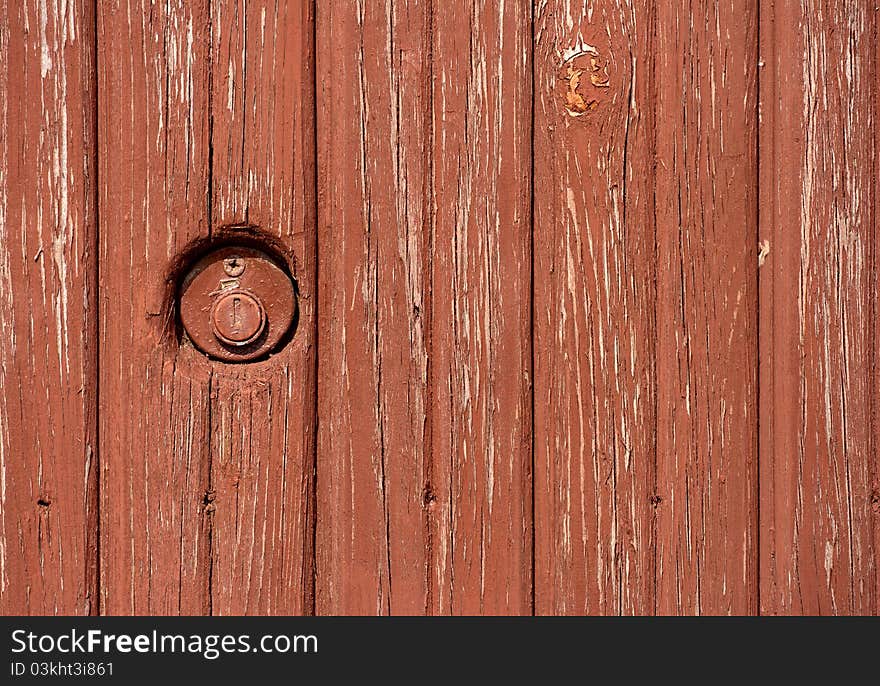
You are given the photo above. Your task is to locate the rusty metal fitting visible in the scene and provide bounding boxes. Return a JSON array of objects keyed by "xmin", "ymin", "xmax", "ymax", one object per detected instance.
[{"xmin": 179, "ymin": 246, "xmax": 296, "ymax": 362}]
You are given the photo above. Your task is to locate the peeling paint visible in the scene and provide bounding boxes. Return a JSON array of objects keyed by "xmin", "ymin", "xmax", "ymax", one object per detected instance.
[{"xmin": 560, "ymin": 48, "xmax": 610, "ymax": 117}]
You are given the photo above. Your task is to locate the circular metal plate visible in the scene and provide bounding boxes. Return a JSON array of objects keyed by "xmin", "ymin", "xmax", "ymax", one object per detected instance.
[
  {"xmin": 179, "ymin": 246, "xmax": 296, "ymax": 362},
  {"xmin": 211, "ymin": 290, "xmax": 266, "ymax": 346}
]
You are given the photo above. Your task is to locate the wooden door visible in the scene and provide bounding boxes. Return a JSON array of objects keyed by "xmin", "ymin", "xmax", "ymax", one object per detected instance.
[{"xmin": 0, "ymin": 0, "xmax": 877, "ymax": 616}]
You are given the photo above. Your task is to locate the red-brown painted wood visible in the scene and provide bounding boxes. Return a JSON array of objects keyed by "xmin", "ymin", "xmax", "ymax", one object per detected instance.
[
  {"xmin": 429, "ymin": 0, "xmax": 533, "ymax": 615},
  {"xmin": 3, "ymin": 0, "xmax": 879, "ymax": 618},
  {"xmin": 314, "ymin": 0, "xmax": 433, "ymax": 615},
  {"xmin": 653, "ymin": 0, "xmax": 759, "ymax": 616},
  {"xmin": 758, "ymin": 0, "xmax": 878, "ymax": 615},
  {"xmin": 98, "ymin": 0, "xmax": 314, "ymax": 615},
  {"xmin": 98, "ymin": 0, "xmax": 213, "ymax": 614},
  {"xmin": 208, "ymin": 0, "xmax": 316, "ymax": 616},
  {"xmin": 534, "ymin": 0, "xmax": 759, "ymax": 615},
  {"xmin": 316, "ymin": 0, "xmax": 532, "ymax": 615},
  {"xmin": 533, "ymin": 0, "xmax": 656, "ymax": 616},
  {"xmin": 0, "ymin": 0, "xmax": 98, "ymax": 615}
]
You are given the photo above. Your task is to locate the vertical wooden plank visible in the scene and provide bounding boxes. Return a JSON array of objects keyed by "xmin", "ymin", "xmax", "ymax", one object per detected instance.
[
  {"xmin": 100, "ymin": 0, "xmax": 315, "ymax": 615},
  {"xmin": 534, "ymin": 0, "xmax": 758, "ymax": 615},
  {"xmin": 316, "ymin": 0, "xmax": 533, "ymax": 614},
  {"xmin": 209, "ymin": 0, "xmax": 316, "ymax": 615},
  {"xmin": 0, "ymin": 0, "xmax": 97, "ymax": 614},
  {"xmin": 430, "ymin": 0, "xmax": 533, "ymax": 614},
  {"xmin": 759, "ymin": 1, "xmax": 877, "ymax": 615},
  {"xmin": 533, "ymin": 1, "xmax": 656, "ymax": 614},
  {"xmin": 98, "ymin": 0, "xmax": 212, "ymax": 614},
  {"xmin": 315, "ymin": 0, "xmax": 432, "ymax": 615},
  {"xmin": 654, "ymin": 0, "xmax": 759, "ymax": 615}
]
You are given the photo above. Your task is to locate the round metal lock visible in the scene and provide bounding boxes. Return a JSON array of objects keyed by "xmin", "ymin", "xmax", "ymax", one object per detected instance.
[{"xmin": 179, "ymin": 246, "xmax": 296, "ymax": 361}]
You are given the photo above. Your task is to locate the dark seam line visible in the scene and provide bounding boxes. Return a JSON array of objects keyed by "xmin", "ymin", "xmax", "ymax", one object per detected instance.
[
  {"xmin": 755, "ymin": 0, "xmax": 763, "ymax": 617},
  {"xmin": 756, "ymin": 6, "xmax": 761, "ymax": 617},
  {"xmin": 205, "ymin": 0, "xmax": 215, "ymax": 616},
  {"xmin": 206, "ymin": 371, "xmax": 214, "ymax": 616},
  {"xmin": 423, "ymin": 0, "xmax": 436, "ymax": 617},
  {"xmin": 529, "ymin": 0, "xmax": 537, "ymax": 618},
  {"xmin": 650, "ymin": 0, "xmax": 659, "ymax": 617},
  {"xmin": 207, "ymin": 3, "xmax": 214, "ymax": 240},
  {"xmin": 870, "ymin": 2, "xmax": 879, "ymax": 617},
  {"xmin": 92, "ymin": 0, "xmax": 102, "ymax": 618},
  {"xmin": 310, "ymin": 0, "xmax": 320, "ymax": 618}
]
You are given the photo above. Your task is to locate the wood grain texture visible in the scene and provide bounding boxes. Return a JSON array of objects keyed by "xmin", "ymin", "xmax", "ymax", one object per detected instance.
[
  {"xmin": 758, "ymin": 0, "xmax": 878, "ymax": 615},
  {"xmin": 0, "ymin": 0, "xmax": 98, "ymax": 615},
  {"xmin": 533, "ymin": 1, "xmax": 656, "ymax": 615},
  {"xmin": 534, "ymin": 0, "xmax": 759, "ymax": 615},
  {"xmin": 6, "ymin": 0, "xmax": 880, "ymax": 618},
  {"xmin": 208, "ymin": 0, "xmax": 316, "ymax": 615},
  {"xmin": 315, "ymin": 0, "xmax": 432, "ymax": 615},
  {"xmin": 429, "ymin": 0, "xmax": 533, "ymax": 615},
  {"xmin": 98, "ymin": 0, "xmax": 212, "ymax": 614},
  {"xmin": 316, "ymin": 0, "xmax": 532, "ymax": 614},
  {"xmin": 653, "ymin": 0, "xmax": 759, "ymax": 616},
  {"xmin": 99, "ymin": 0, "xmax": 314, "ymax": 614}
]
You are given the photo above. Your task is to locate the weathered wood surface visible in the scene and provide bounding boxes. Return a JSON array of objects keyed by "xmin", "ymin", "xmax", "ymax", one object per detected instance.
[
  {"xmin": 533, "ymin": 0, "xmax": 657, "ymax": 616},
  {"xmin": 98, "ymin": 0, "xmax": 212, "ymax": 615},
  {"xmin": 208, "ymin": 0, "xmax": 316, "ymax": 617},
  {"xmin": 316, "ymin": 0, "xmax": 532, "ymax": 615},
  {"xmin": 0, "ymin": 0, "xmax": 98, "ymax": 615},
  {"xmin": 428, "ymin": 0, "xmax": 532, "ymax": 615},
  {"xmin": 758, "ymin": 0, "xmax": 878, "ymax": 615},
  {"xmin": 534, "ymin": 0, "xmax": 759, "ymax": 615},
  {"xmin": 2, "ymin": 0, "xmax": 878, "ymax": 617},
  {"xmin": 98, "ymin": 0, "xmax": 314, "ymax": 614},
  {"xmin": 315, "ymin": 0, "xmax": 432, "ymax": 615},
  {"xmin": 653, "ymin": 0, "xmax": 759, "ymax": 616}
]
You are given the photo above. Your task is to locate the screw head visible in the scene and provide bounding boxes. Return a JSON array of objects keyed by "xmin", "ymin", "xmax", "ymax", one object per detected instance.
[
  {"xmin": 211, "ymin": 290, "xmax": 266, "ymax": 347},
  {"xmin": 223, "ymin": 256, "xmax": 246, "ymax": 277}
]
